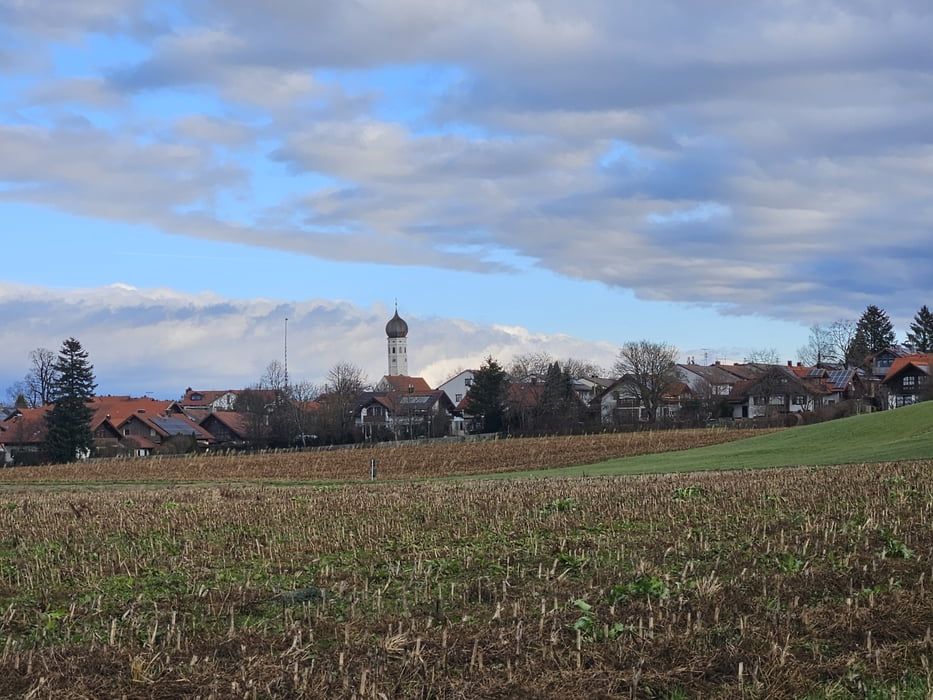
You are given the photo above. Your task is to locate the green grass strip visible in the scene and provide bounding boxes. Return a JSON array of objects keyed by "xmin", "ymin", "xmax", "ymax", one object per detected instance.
[{"xmin": 475, "ymin": 400, "xmax": 933, "ymax": 479}]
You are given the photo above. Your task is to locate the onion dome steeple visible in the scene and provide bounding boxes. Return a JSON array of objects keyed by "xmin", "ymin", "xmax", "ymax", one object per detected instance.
[
  {"xmin": 386, "ymin": 307, "xmax": 408, "ymax": 339},
  {"xmin": 386, "ymin": 303, "xmax": 409, "ymax": 376}
]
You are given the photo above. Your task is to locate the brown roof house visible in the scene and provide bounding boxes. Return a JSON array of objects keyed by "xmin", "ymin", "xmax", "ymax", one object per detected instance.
[
  {"xmin": 593, "ymin": 377, "xmax": 694, "ymax": 426},
  {"xmin": 198, "ymin": 411, "xmax": 253, "ymax": 448},
  {"xmin": 0, "ymin": 406, "xmax": 51, "ymax": 465},
  {"xmin": 726, "ymin": 363, "xmax": 864, "ymax": 419},
  {"xmin": 90, "ymin": 395, "xmax": 214, "ymax": 457},
  {"xmin": 882, "ymin": 354, "xmax": 932, "ymax": 408},
  {"xmin": 355, "ymin": 389, "xmax": 454, "ymax": 441}
]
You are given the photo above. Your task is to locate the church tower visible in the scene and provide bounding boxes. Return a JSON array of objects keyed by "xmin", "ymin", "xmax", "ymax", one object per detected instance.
[{"xmin": 385, "ymin": 305, "xmax": 409, "ymax": 376}]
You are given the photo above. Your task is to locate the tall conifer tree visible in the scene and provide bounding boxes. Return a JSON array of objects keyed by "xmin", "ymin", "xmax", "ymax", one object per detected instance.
[
  {"xmin": 906, "ymin": 305, "xmax": 933, "ymax": 353},
  {"xmin": 538, "ymin": 361, "xmax": 578, "ymax": 432},
  {"xmin": 465, "ymin": 356, "xmax": 509, "ymax": 433},
  {"xmin": 44, "ymin": 338, "xmax": 97, "ymax": 463},
  {"xmin": 847, "ymin": 305, "xmax": 896, "ymax": 367}
]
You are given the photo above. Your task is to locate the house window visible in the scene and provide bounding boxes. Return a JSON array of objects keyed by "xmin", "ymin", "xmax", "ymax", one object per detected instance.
[
  {"xmin": 464, "ymin": 378, "xmax": 472, "ymax": 387},
  {"xmin": 455, "ymin": 393, "xmax": 462, "ymax": 403},
  {"xmin": 793, "ymin": 395, "xmax": 806, "ymax": 405},
  {"xmin": 903, "ymin": 376, "xmax": 917, "ymax": 390}
]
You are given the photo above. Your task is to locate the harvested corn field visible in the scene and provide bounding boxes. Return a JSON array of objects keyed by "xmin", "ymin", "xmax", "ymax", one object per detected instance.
[
  {"xmin": 1, "ymin": 458, "xmax": 932, "ymax": 698},
  {"xmin": 0, "ymin": 428, "xmax": 767, "ymax": 484}
]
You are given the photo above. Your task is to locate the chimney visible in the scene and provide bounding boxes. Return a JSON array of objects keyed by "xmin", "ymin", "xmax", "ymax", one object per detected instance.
[{"xmin": 787, "ymin": 361, "xmax": 793, "ymax": 367}]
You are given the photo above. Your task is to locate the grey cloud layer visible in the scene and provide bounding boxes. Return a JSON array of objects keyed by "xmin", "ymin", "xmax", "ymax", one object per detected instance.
[{"xmin": 3, "ymin": 1, "xmax": 932, "ymax": 323}]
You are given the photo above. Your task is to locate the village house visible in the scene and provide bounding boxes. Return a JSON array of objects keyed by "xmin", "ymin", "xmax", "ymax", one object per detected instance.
[
  {"xmin": 677, "ymin": 362, "xmax": 749, "ymax": 398},
  {"xmin": 0, "ymin": 406, "xmax": 49, "ymax": 465},
  {"xmin": 592, "ymin": 376, "xmax": 694, "ymax": 426},
  {"xmin": 572, "ymin": 376, "xmax": 615, "ymax": 404},
  {"xmin": 198, "ymin": 410, "xmax": 252, "ymax": 448},
  {"xmin": 354, "ymin": 386, "xmax": 454, "ymax": 441},
  {"xmin": 89, "ymin": 395, "xmax": 215, "ymax": 457},
  {"xmin": 436, "ymin": 369, "xmax": 476, "ymax": 435},
  {"xmin": 726, "ymin": 363, "xmax": 864, "ymax": 419},
  {"xmin": 0, "ymin": 395, "xmax": 215, "ymax": 463},
  {"xmin": 180, "ymin": 388, "xmax": 240, "ymax": 413},
  {"xmin": 882, "ymin": 354, "xmax": 932, "ymax": 408}
]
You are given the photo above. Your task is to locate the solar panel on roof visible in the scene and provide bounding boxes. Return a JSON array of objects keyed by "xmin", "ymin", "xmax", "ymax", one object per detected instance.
[
  {"xmin": 400, "ymin": 395, "xmax": 432, "ymax": 405},
  {"xmin": 828, "ymin": 369, "xmax": 851, "ymax": 388},
  {"xmin": 151, "ymin": 417, "xmax": 199, "ymax": 435},
  {"xmin": 806, "ymin": 368, "xmax": 824, "ymax": 377}
]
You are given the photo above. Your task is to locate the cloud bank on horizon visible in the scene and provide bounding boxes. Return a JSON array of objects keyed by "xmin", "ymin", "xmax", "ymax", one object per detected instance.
[
  {"xmin": 0, "ymin": 282, "xmax": 623, "ymax": 398},
  {"xmin": 1, "ymin": 1, "xmax": 931, "ymax": 397}
]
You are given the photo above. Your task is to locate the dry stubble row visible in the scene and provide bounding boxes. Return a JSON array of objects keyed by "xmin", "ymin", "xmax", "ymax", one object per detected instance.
[{"xmin": 0, "ymin": 428, "xmax": 767, "ymax": 484}]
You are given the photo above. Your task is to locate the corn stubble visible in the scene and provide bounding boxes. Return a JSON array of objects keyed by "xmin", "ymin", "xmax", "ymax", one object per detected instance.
[
  {"xmin": 0, "ymin": 436, "xmax": 931, "ymax": 697},
  {"xmin": 0, "ymin": 428, "xmax": 763, "ymax": 483}
]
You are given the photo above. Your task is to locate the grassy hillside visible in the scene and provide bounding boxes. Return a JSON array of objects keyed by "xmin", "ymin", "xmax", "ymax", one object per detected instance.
[{"xmin": 494, "ymin": 400, "xmax": 933, "ymax": 479}]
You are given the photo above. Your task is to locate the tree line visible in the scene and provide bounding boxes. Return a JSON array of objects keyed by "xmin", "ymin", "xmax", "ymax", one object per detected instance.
[{"xmin": 797, "ymin": 304, "xmax": 933, "ymax": 366}]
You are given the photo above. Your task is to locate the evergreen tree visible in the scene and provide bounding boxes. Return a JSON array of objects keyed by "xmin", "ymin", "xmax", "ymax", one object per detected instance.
[
  {"xmin": 465, "ymin": 356, "xmax": 509, "ymax": 433},
  {"xmin": 537, "ymin": 361, "xmax": 578, "ymax": 433},
  {"xmin": 847, "ymin": 305, "xmax": 896, "ymax": 366},
  {"xmin": 906, "ymin": 305, "xmax": 933, "ymax": 353},
  {"xmin": 44, "ymin": 338, "xmax": 97, "ymax": 463}
]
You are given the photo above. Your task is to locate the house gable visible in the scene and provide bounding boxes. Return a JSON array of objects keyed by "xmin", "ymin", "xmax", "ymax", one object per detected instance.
[
  {"xmin": 199, "ymin": 411, "xmax": 252, "ymax": 444},
  {"xmin": 375, "ymin": 376, "xmax": 432, "ymax": 393},
  {"xmin": 881, "ymin": 354, "xmax": 932, "ymax": 407}
]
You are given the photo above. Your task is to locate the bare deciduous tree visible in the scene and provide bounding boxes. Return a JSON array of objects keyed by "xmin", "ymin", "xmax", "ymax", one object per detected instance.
[
  {"xmin": 612, "ymin": 340, "xmax": 680, "ymax": 424},
  {"xmin": 798, "ymin": 320, "xmax": 856, "ymax": 367},
  {"xmin": 560, "ymin": 357, "xmax": 605, "ymax": 379},
  {"xmin": 289, "ymin": 379, "xmax": 322, "ymax": 446},
  {"xmin": 509, "ymin": 352, "xmax": 604, "ymax": 380},
  {"xmin": 259, "ymin": 360, "xmax": 288, "ymax": 395},
  {"xmin": 24, "ymin": 347, "xmax": 57, "ymax": 407},
  {"xmin": 828, "ymin": 320, "xmax": 857, "ymax": 366},
  {"xmin": 326, "ymin": 362, "xmax": 369, "ymax": 396},
  {"xmin": 507, "ymin": 351, "xmax": 554, "ymax": 379},
  {"xmin": 316, "ymin": 362, "xmax": 369, "ymax": 443},
  {"xmin": 745, "ymin": 347, "xmax": 780, "ymax": 364}
]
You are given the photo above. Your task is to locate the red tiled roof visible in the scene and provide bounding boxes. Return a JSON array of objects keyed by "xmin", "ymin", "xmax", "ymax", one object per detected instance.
[
  {"xmin": 662, "ymin": 382, "xmax": 693, "ymax": 400},
  {"xmin": 0, "ymin": 407, "xmax": 51, "ymax": 445},
  {"xmin": 507, "ymin": 382, "xmax": 544, "ymax": 409},
  {"xmin": 883, "ymin": 354, "xmax": 933, "ymax": 383},
  {"xmin": 200, "ymin": 411, "xmax": 252, "ymax": 439},
  {"xmin": 380, "ymin": 376, "xmax": 432, "ymax": 392},
  {"xmin": 88, "ymin": 396, "xmax": 178, "ymax": 430}
]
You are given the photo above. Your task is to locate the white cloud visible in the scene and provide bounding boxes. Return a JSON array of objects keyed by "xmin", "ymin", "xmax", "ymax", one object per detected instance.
[{"xmin": 0, "ymin": 283, "xmax": 619, "ymax": 400}]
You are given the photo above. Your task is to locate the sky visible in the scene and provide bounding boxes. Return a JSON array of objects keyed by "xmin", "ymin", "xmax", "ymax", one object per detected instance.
[{"xmin": 1, "ymin": 1, "xmax": 931, "ymax": 401}]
